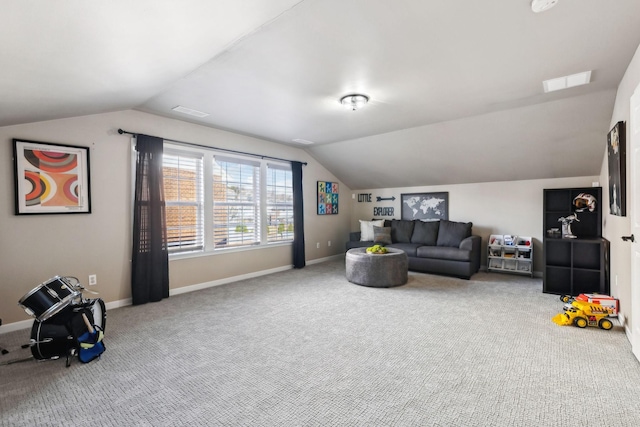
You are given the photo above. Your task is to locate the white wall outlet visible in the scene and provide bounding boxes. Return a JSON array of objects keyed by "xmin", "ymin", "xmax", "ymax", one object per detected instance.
[
  {"xmin": 316, "ymin": 242, "xmax": 320, "ymax": 249},
  {"xmin": 88, "ymin": 274, "xmax": 97, "ymax": 286},
  {"xmin": 328, "ymin": 240, "xmax": 331, "ymax": 247}
]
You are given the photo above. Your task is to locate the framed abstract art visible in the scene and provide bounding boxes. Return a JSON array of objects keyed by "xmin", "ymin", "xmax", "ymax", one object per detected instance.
[
  {"xmin": 13, "ymin": 139, "xmax": 91, "ymax": 215},
  {"xmin": 317, "ymin": 181, "xmax": 338, "ymax": 215}
]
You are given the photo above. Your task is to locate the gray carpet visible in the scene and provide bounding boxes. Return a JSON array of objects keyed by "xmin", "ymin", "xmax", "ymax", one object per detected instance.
[{"xmin": 1, "ymin": 259, "xmax": 639, "ymax": 426}]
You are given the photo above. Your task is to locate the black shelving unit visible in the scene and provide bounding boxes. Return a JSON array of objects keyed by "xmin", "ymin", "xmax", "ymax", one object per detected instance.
[
  {"xmin": 544, "ymin": 238, "xmax": 609, "ymax": 295},
  {"xmin": 543, "ymin": 187, "xmax": 609, "ymax": 295}
]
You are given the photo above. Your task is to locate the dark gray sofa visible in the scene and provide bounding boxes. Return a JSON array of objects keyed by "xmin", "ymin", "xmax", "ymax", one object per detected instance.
[{"xmin": 346, "ymin": 219, "xmax": 481, "ymax": 279}]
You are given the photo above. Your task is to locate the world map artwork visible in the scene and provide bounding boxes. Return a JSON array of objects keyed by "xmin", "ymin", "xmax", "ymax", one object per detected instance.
[{"xmin": 401, "ymin": 192, "xmax": 448, "ymax": 221}]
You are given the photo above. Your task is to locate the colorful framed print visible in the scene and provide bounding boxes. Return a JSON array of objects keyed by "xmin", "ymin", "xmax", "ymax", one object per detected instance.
[
  {"xmin": 317, "ymin": 181, "xmax": 339, "ymax": 215},
  {"xmin": 401, "ymin": 192, "xmax": 448, "ymax": 221},
  {"xmin": 13, "ymin": 139, "xmax": 91, "ymax": 215}
]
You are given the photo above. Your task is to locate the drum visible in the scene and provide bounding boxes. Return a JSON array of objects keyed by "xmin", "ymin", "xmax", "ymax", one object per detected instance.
[
  {"xmin": 18, "ymin": 276, "xmax": 81, "ymax": 322},
  {"xmin": 84, "ymin": 298, "xmax": 106, "ymax": 332},
  {"xmin": 29, "ymin": 298, "xmax": 106, "ymax": 361},
  {"xmin": 30, "ymin": 320, "xmax": 75, "ymax": 361}
]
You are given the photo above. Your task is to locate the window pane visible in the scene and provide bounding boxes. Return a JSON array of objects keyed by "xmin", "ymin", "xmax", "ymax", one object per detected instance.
[
  {"xmin": 163, "ymin": 150, "xmax": 204, "ymax": 253},
  {"xmin": 266, "ymin": 164, "xmax": 294, "ymax": 242},
  {"xmin": 213, "ymin": 157, "xmax": 260, "ymax": 248}
]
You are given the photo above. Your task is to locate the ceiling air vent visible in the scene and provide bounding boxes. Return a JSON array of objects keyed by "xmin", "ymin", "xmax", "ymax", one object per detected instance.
[{"xmin": 172, "ymin": 105, "xmax": 210, "ymax": 118}]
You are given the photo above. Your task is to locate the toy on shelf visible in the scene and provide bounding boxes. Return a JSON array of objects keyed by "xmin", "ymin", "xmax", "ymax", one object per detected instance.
[
  {"xmin": 558, "ymin": 213, "xmax": 579, "ymax": 238},
  {"xmin": 552, "ymin": 294, "xmax": 617, "ymax": 330}
]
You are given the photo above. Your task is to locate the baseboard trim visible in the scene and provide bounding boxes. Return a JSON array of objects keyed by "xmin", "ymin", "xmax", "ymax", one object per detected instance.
[
  {"xmin": 0, "ymin": 319, "xmax": 33, "ymax": 334},
  {"xmin": 170, "ymin": 264, "xmax": 294, "ymax": 296},
  {"xmin": 307, "ymin": 254, "xmax": 343, "ymax": 265},
  {"xmin": 1, "ymin": 258, "xmax": 344, "ymax": 334}
]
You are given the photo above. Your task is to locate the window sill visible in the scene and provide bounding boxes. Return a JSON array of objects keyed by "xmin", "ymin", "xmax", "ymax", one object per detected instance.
[{"xmin": 169, "ymin": 241, "xmax": 293, "ymax": 261}]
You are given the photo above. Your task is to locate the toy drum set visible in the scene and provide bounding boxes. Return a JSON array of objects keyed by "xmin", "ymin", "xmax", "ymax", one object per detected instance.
[{"xmin": 17, "ymin": 276, "xmax": 106, "ymax": 366}]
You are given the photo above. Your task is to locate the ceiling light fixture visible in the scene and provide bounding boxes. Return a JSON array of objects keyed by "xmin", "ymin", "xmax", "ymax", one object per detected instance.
[
  {"xmin": 340, "ymin": 94, "xmax": 369, "ymax": 111},
  {"xmin": 531, "ymin": 0, "xmax": 559, "ymax": 13},
  {"xmin": 543, "ymin": 71, "xmax": 592, "ymax": 93}
]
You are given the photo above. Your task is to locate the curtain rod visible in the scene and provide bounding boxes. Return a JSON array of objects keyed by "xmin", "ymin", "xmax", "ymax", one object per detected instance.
[{"xmin": 118, "ymin": 129, "xmax": 307, "ymax": 166}]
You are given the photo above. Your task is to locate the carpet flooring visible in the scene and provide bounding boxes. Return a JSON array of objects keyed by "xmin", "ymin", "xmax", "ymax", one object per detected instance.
[{"xmin": 1, "ymin": 259, "xmax": 639, "ymax": 426}]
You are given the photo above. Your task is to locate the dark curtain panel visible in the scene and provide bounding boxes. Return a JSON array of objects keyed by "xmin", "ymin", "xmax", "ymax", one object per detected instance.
[
  {"xmin": 131, "ymin": 135, "xmax": 169, "ymax": 305},
  {"xmin": 291, "ymin": 161, "xmax": 306, "ymax": 268}
]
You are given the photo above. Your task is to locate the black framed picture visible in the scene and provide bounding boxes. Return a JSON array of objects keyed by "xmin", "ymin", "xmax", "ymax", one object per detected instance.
[
  {"xmin": 13, "ymin": 139, "xmax": 91, "ymax": 215},
  {"xmin": 607, "ymin": 121, "xmax": 626, "ymax": 216},
  {"xmin": 401, "ymin": 192, "xmax": 448, "ymax": 221}
]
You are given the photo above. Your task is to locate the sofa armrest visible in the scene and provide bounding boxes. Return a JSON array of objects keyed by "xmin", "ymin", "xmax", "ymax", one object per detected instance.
[
  {"xmin": 349, "ymin": 231, "xmax": 362, "ymax": 242},
  {"xmin": 460, "ymin": 235, "xmax": 481, "ymax": 273},
  {"xmin": 459, "ymin": 235, "xmax": 478, "ymax": 251}
]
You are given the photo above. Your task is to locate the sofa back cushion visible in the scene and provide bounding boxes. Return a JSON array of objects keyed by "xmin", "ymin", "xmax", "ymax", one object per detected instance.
[
  {"xmin": 436, "ymin": 220, "xmax": 473, "ymax": 247},
  {"xmin": 411, "ymin": 220, "xmax": 439, "ymax": 246},
  {"xmin": 391, "ymin": 219, "xmax": 414, "ymax": 243}
]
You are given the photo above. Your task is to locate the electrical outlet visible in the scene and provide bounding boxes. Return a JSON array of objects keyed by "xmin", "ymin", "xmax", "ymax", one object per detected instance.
[
  {"xmin": 328, "ymin": 240, "xmax": 331, "ymax": 247},
  {"xmin": 88, "ymin": 274, "xmax": 97, "ymax": 286},
  {"xmin": 316, "ymin": 242, "xmax": 320, "ymax": 249}
]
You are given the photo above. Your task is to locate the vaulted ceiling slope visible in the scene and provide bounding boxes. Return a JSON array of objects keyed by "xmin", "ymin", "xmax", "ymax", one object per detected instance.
[{"xmin": 3, "ymin": 0, "xmax": 640, "ymax": 189}]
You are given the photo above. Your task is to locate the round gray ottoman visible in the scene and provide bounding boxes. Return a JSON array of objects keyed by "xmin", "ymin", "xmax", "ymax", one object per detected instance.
[{"xmin": 345, "ymin": 247, "xmax": 408, "ymax": 287}]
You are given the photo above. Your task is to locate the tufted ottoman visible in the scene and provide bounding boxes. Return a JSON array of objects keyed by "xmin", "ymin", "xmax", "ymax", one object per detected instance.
[{"xmin": 345, "ymin": 247, "xmax": 408, "ymax": 288}]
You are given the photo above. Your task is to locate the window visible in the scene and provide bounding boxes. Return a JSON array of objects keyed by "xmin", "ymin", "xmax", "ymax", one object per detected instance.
[
  {"xmin": 160, "ymin": 143, "xmax": 293, "ymax": 255},
  {"xmin": 266, "ymin": 164, "xmax": 293, "ymax": 243},
  {"xmin": 163, "ymin": 149, "xmax": 204, "ymax": 254},
  {"xmin": 213, "ymin": 156, "xmax": 260, "ymax": 248}
]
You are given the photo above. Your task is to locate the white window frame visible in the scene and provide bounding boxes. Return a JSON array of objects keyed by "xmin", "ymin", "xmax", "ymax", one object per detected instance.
[
  {"xmin": 163, "ymin": 148, "xmax": 205, "ymax": 254},
  {"xmin": 160, "ymin": 143, "xmax": 293, "ymax": 259},
  {"xmin": 265, "ymin": 163, "xmax": 294, "ymax": 243}
]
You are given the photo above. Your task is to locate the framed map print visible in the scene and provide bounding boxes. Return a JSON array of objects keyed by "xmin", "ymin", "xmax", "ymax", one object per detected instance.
[
  {"xmin": 317, "ymin": 181, "xmax": 339, "ymax": 215},
  {"xmin": 401, "ymin": 192, "xmax": 448, "ymax": 221},
  {"xmin": 13, "ymin": 139, "xmax": 91, "ymax": 215}
]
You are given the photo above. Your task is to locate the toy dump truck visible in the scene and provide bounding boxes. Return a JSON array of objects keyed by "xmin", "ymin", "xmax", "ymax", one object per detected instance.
[
  {"xmin": 552, "ymin": 299, "xmax": 614, "ymax": 330},
  {"xmin": 560, "ymin": 293, "xmax": 619, "ymax": 316}
]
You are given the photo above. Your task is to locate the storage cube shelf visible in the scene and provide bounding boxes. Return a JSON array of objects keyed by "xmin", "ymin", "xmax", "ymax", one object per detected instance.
[
  {"xmin": 542, "ymin": 187, "xmax": 609, "ymax": 295},
  {"xmin": 487, "ymin": 234, "xmax": 533, "ymax": 277}
]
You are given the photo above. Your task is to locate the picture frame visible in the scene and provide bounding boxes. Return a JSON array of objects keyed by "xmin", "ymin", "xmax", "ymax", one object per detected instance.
[
  {"xmin": 607, "ymin": 121, "xmax": 626, "ymax": 216},
  {"xmin": 317, "ymin": 181, "xmax": 338, "ymax": 215},
  {"xmin": 401, "ymin": 192, "xmax": 448, "ymax": 221},
  {"xmin": 13, "ymin": 139, "xmax": 91, "ymax": 215}
]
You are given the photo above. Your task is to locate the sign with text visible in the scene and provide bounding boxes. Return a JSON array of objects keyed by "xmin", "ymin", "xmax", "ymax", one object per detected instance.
[{"xmin": 374, "ymin": 207, "xmax": 394, "ymax": 216}]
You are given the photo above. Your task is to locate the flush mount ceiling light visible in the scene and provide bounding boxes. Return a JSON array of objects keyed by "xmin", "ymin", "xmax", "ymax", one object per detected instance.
[
  {"xmin": 172, "ymin": 105, "xmax": 210, "ymax": 118},
  {"xmin": 340, "ymin": 94, "xmax": 369, "ymax": 111},
  {"xmin": 531, "ymin": 0, "xmax": 558, "ymax": 13},
  {"xmin": 543, "ymin": 71, "xmax": 592, "ymax": 93}
]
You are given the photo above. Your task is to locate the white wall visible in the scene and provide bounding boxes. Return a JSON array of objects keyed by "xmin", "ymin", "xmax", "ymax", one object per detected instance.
[
  {"xmin": 350, "ymin": 177, "xmax": 599, "ymax": 275},
  {"xmin": 599, "ymin": 42, "xmax": 640, "ymax": 332},
  {"xmin": 0, "ymin": 110, "xmax": 351, "ymax": 326}
]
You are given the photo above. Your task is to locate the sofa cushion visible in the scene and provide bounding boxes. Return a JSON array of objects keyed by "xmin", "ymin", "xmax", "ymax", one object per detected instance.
[
  {"xmin": 373, "ymin": 226, "xmax": 392, "ymax": 245},
  {"xmin": 416, "ymin": 245, "xmax": 472, "ymax": 262},
  {"xmin": 387, "ymin": 243, "xmax": 422, "ymax": 258},
  {"xmin": 359, "ymin": 219, "xmax": 384, "ymax": 241},
  {"xmin": 436, "ymin": 220, "xmax": 473, "ymax": 247},
  {"xmin": 391, "ymin": 219, "xmax": 414, "ymax": 243},
  {"xmin": 411, "ymin": 220, "xmax": 439, "ymax": 246}
]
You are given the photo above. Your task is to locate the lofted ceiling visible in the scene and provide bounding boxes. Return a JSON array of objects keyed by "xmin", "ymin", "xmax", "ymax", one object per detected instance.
[{"xmin": 3, "ymin": 0, "xmax": 640, "ymax": 189}]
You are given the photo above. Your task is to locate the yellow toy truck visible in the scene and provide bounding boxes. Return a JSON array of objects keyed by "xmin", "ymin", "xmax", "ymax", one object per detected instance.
[{"xmin": 552, "ymin": 299, "xmax": 614, "ymax": 330}]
